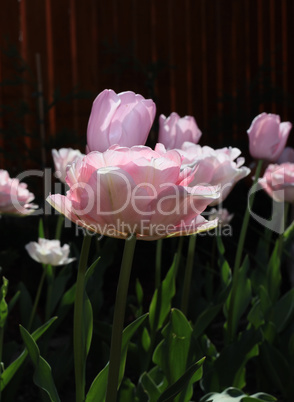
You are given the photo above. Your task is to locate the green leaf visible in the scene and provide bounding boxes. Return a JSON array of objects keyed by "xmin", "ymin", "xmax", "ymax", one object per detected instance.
[
  {"xmin": 19, "ymin": 325, "xmax": 60, "ymax": 402},
  {"xmin": 8, "ymin": 290, "xmax": 20, "ymax": 314},
  {"xmin": 259, "ymin": 341, "xmax": 290, "ymax": 395},
  {"xmin": 118, "ymin": 378, "xmax": 136, "ymax": 401},
  {"xmin": 200, "ymin": 387, "xmax": 277, "ymax": 401},
  {"xmin": 153, "ymin": 309, "xmax": 202, "ymax": 401},
  {"xmin": 267, "ymin": 238, "xmax": 282, "ymax": 302},
  {"xmin": 157, "ymin": 357, "xmax": 205, "ymax": 402},
  {"xmin": 249, "ymin": 392, "xmax": 277, "ymax": 401},
  {"xmin": 18, "ymin": 282, "xmax": 33, "ymax": 328},
  {"xmin": 85, "ymin": 256, "xmax": 101, "ymax": 284},
  {"xmin": 272, "ymin": 288, "xmax": 294, "ymax": 333},
  {"xmin": 149, "ymin": 256, "xmax": 177, "ymax": 332},
  {"xmin": 84, "ymin": 294, "xmax": 93, "ymax": 358},
  {"xmin": 193, "ymin": 303, "xmax": 223, "ymax": 339},
  {"xmin": 86, "ymin": 314, "xmax": 148, "ymax": 402},
  {"xmin": 136, "ymin": 279, "xmax": 143, "ymax": 306},
  {"xmin": 224, "ymin": 256, "xmax": 252, "ymax": 337},
  {"xmin": 247, "ymin": 392, "xmax": 277, "ymax": 402},
  {"xmin": 0, "ymin": 317, "xmax": 57, "ymax": 390},
  {"xmin": 283, "ymin": 219, "xmax": 294, "ymax": 245},
  {"xmin": 204, "ymin": 329, "xmax": 262, "ymax": 391},
  {"xmin": 139, "ymin": 371, "xmax": 161, "ymax": 401},
  {"xmin": 48, "ymin": 265, "xmax": 72, "ymax": 314},
  {"xmin": 141, "ymin": 327, "xmax": 151, "ymax": 352},
  {"xmin": 0, "ymin": 277, "xmax": 9, "ymax": 328}
]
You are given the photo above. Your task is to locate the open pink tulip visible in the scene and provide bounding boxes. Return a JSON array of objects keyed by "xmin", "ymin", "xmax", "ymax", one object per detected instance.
[
  {"xmin": 178, "ymin": 142, "xmax": 250, "ymax": 205},
  {"xmin": 158, "ymin": 112, "xmax": 202, "ymax": 150},
  {"xmin": 47, "ymin": 145, "xmax": 220, "ymax": 240},
  {"xmin": 52, "ymin": 148, "xmax": 84, "ymax": 184},
  {"xmin": 25, "ymin": 238, "xmax": 75, "ymax": 266},
  {"xmin": 259, "ymin": 163, "xmax": 294, "ymax": 203},
  {"xmin": 247, "ymin": 113, "xmax": 292, "ymax": 162},
  {"xmin": 87, "ymin": 89, "xmax": 156, "ymax": 152},
  {"xmin": 0, "ymin": 169, "xmax": 37, "ymax": 215}
]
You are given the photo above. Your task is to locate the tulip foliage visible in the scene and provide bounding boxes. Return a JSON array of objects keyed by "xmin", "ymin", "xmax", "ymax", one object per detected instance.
[{"xmin": 1, "ymin": 89, "xmax": 294, "ymax": 402}]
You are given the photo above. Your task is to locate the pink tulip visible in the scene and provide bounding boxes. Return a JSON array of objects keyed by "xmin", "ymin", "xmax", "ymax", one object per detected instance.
[
  {"xmin": 259, "ymin": 163, "xmax": 294, "ymax": 203},
  {"xmin": 87, "ymin": 89, "xmax": 156, "ymax": 152},
  {"xmin": 178, "ymin": 142, "xmax": 250, "ymax": 205},
  {"xmin": 247, "ymin": 113, "xmax": 292, "ymax": 162},
  {"xmin": 158, "ymin": 112, "xmax": 202, "ymax": 150},
  {"xmin": 209, "ymin": 208, "xmax": 234, "ymax": 227},
  {"xmin": 25, "ymin": 238, "xmax": 75, "ymax": 266},
  {"xmin": 0, "ymin": 169, "xmax": 37, "ymax": 215},
  {"xmin": 52, "ymin": 148, "xmax": 84, "ymax": 184},
  {"xmin": 47, "ymin": 145, "xmax": 220, "ymax": 240}
]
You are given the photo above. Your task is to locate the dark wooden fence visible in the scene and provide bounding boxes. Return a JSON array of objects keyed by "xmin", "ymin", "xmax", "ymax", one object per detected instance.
[{"xmin": 1, "ymin": 0, "xmax": 294, "ymax": 171}]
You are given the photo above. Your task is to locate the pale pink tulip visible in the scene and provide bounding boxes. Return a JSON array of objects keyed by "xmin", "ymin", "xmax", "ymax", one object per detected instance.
[
  {"xmin": 209, "ymin": 208, "xmax": 234, "ymax": 227},
  {"xmin": 87, "ymin": 89, "xmax": 156, "ymax": 152},
  {"xmin": 0, "ymin": 169, "xmax": 37, "ymax": 215},
  {"xmin": 47, "ymin": 145, "xmax": 220, "ymax": 240},
  {"xmin": 52, "ymin": 148, "xmax": 84, "ymax": 183},
  {"xmin": 178, "ymin": 142, "xmax": 250, "ymax": 205},
  {"xmin": 247, "ymin": 113, "xmax": 292, "ymax": 162},
  {"xmin": 158, "ymin": 112, "xmax": 202, "ymax": 150},
  {"xmin": 25, "ymin": 238, "xmax": 75, "ymax": 266},
  {"xmin": 259, "ymin": 163, "xmax": 294, "ymax": 203}
]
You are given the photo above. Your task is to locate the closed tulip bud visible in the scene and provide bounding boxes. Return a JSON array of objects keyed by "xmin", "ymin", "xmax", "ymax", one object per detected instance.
[
  {"xmin": 87, "ymin": 89, "xmax": 156, "ymax": 152},
  {"xmin": 158, "ymin": 112, "xmax": 202, "ymax": 150},
  {"xmin": 247, "ymin": 113, "xmax": 292, "ymax": 162}
]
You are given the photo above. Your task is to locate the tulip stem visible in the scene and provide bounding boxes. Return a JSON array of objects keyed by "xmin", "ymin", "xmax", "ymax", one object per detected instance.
[
  {"xmin": 27, "ymin": 266, "xmax": 47, "ymax": 332},
  {"xmin": 106, "ymin": 234, "xmax": 137, "ymax": 402},
  {"xmin": 228, "ymin": 159, "xmax": 263, "ymax": 342},
  {"xmin": 181, "ymin": 234, "xmax": 197, "ymax": 316},
  {"xmin": 175, "ymin": 236, "xmax": 184, "ymax": 275},
  {"xmin": 234, "ymin": 159, "xmax": 263, "ymax": 272},
  {"xmin": 155, "ymin": 239, "xmax": 163, "ymax": 289},
  {"xmin": 55, "ymin": 214, "xmax": 64, "ymax": 240},
  {"xmin": 74, "ymin": 234, "xmax": 92, "ymax": 402}
]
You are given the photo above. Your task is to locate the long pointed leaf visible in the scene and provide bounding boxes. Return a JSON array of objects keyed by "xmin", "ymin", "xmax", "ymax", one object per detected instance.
[
  {"xmin": 157, "ymin": 357, "xmax": 205, "ymax": 402},
  {"xmin": 86, "ymin": 314, "xmax": 148, "ymax": 402},
  {"xmin": 19, "ymin": 325, "xmax": 60, "ymax": 402},
  {"xmin": 0, "ymin": 317, "xmax": 57, "ymax": 390}
]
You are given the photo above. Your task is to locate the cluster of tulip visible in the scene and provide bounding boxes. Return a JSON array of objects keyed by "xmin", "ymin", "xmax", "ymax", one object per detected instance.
[{"xmin": 0, "ymin": 88, "xmax": 293, "ymax": 402}]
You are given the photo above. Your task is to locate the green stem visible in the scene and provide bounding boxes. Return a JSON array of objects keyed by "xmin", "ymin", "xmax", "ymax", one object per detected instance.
[
  {"xmin": 228, "ymin": 159, "xmax": 263, "ymax": 342},
  {"xmin": 276, "ymin": 202, "xmax": 289, "ymax": 267},
  {"xmin": 106, "ymin": 234, "xmax": 137, "ymax": 402},
  {"xmin": 144, "ymin": 236, "xmax": 184, "ymax": 372},
  {"xmin": 27, "ymin": 267, "xmax": 47, "ymax": 332},
  {"xmin": 45, "ymin": 265, "xmax": 54, "ymax": 321},
  {"xmin": 55, "ymin": 214, "xmax": 64, "ymax": 240},
  {"xmin": 74, "ymin": 235, "xmax": 92, "ymax": 402},
  {"xmin": 234, "ymin": 159, "xmax": 263, "ymax": 272},
  {"xmin": 181, "ymin": 234, "xmax": 197, "ymax": 316},
  {"xmin": 0, "ymin": 326, "xmax": 3, "ymax": 400},
  {"xmin": 174, "ymin": 236, "xmax": 184, "ymax": 276},
  {"xmin": 0, "ymin": 326, "xmax": 3, "ymax": 363},
  {"xmin": 155, "ymin": 239, "xmax": 163, "ymax": 289}
]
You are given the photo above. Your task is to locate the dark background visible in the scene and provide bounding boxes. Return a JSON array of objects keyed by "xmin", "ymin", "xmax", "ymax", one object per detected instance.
[{"xmin": 0, "ymin": 0, "xmax": 294, "ymax": 173}]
